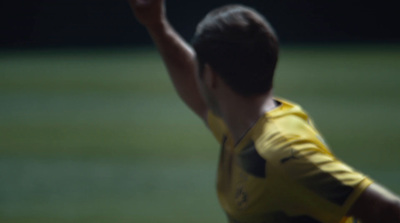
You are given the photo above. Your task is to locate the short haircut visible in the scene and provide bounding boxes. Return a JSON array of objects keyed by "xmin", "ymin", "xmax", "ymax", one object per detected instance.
[{"xmin": 192, "ymin": 4, "xmax": 279, "ymax": 97}]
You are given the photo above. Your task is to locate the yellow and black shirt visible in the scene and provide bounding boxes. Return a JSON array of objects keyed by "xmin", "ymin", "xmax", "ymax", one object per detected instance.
[{"xmin": 207, "ymin": 98, "xmax": 372, "ymax": 223}]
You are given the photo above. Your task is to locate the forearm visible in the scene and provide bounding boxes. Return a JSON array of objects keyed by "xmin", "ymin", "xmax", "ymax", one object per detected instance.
[{"xmin": 146, "ymin": 20, "xmax": 207, "ymax": 119}]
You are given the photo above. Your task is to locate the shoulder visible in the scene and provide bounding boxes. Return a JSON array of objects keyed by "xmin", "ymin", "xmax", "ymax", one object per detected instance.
[{"xmin": 252, "ymin": 106, "xmax": 332, "ymax": 167}]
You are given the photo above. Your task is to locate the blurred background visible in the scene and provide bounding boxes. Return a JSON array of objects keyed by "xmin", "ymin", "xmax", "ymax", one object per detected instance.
[{"xmin": 1, "ymin": 0, "xmax": 399, "ymax": 222}]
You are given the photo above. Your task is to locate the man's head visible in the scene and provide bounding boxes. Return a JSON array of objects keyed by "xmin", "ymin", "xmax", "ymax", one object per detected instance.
[{"xmin": 192, "ymin": 4, "xmax": 279, "ymax": 98}]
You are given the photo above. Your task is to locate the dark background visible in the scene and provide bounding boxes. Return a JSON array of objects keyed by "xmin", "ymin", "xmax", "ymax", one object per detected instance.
[{"xmin": 1, "ymin": 0, "xmax": 400, "ymax": 48}]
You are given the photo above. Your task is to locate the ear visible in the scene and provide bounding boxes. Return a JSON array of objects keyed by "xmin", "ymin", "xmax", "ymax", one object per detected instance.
[{"xmin": 203, "ymin": 64, "xmax": 218, "ymax": 90}]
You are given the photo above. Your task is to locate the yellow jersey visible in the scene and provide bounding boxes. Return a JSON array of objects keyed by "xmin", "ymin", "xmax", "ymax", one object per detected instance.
[{"xmin": 207, "ymin": 98, "xmax": 372, "ymax": 223}]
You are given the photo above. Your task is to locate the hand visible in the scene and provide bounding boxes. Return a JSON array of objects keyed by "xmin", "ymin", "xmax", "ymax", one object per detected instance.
[{"xmin": 128, "ymin": 0, "xmax": 166, "ymax": 28}]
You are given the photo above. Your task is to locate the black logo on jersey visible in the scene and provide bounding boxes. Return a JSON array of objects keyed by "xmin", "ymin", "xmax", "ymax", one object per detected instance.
[
  {"xmin": 235, "ymin": 187, "xmax": 248, "ymax": 209},
  {"xmin": 280, "ymin": 148, "xmax": 300, "ymax": 164}
]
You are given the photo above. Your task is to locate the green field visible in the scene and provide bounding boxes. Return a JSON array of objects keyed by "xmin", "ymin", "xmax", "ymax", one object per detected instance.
[{"xmin": 1, "ymin": 45, "xmax": 400, "ymax": 223}]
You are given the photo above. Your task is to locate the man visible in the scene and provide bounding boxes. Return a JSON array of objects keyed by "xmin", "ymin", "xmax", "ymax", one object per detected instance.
[{"xmin": 128, "ymin": 0, "xmax": 400, "ymax": 222}]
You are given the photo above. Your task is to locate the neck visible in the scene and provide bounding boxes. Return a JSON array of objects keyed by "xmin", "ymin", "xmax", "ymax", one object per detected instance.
[{"xmin": 219, "ymin": 91, "xmax": 276, "ymax": 145}]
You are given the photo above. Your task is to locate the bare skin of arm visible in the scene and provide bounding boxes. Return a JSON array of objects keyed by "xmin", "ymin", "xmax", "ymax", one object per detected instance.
[
  {"xmin": 348, "ymin": 183, "xmax": 400, "ymax": 222},
  {"xmin": 128, "ymin": 0, "xmax": 208, "ymax": 121}
]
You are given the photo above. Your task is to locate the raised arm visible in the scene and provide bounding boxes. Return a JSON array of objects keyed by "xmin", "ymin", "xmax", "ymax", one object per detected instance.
[{"xmin": 128, "ymin": 0, "xmax": 208, "ymax": 121}]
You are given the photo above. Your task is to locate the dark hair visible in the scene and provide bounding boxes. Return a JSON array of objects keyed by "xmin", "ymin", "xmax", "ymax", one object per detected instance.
[{"xmin": 191, "ymin": 4, "xmax": 279, "ymax": 97}]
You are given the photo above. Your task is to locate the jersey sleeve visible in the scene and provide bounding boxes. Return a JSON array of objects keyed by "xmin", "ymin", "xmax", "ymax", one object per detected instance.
[
  {"xmin": 207, "ymin": 110, "xmax": 228, "ymax": 144},
  {"xmin": 266, "ymin": 137, "xmax": 373, "ymax": 223}
]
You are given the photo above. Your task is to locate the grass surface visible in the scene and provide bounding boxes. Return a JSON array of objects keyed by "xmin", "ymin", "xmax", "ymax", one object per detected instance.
[{"xmin": 1, "ymin": 45, "xmax": 400, "ymax": 222}]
